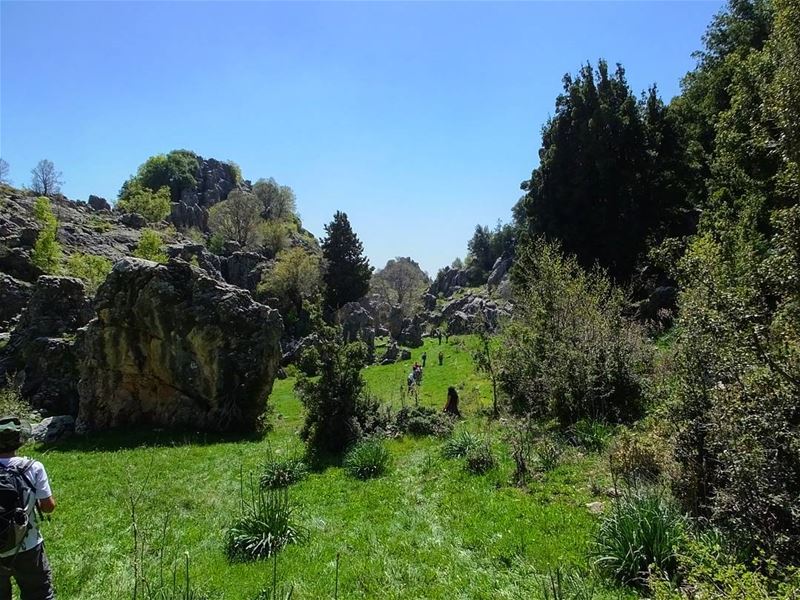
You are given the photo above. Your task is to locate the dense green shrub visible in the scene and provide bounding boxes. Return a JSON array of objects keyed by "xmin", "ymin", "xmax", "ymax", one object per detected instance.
[
  {"xmin": 31, "ymin": 196, "xmax": 62, "ymax": 274},
  {"xmin": 395, "ymin": 405, "xmax": 453, "ymax": 437},
  {"xmin": 465, "ymin": 440, "xmax": 496, "ymax": 475},
  {"xmin": 133, "ymin": 229, "xmax": 168, "ymax": 263},
  {"xmin": 566, "ymin": 420, "xmax": 613, "ymax": 452},
  {"xmin": 441, "ymin": 430, "xmax": 479, "ymax": 459},
  {"xmin": 116, "ymin": 182, "xmax": 171, "ymax": 222},
  {"xmin": 225, "ymin": 486, "xmax": 304, "ymax": 562},
  {"xmin": 260, "ymin": 457, "xmax": 307, "ymax": 490},
  {"xmin": 297, "ymin": 347, "xmax": 320, "ymax": 377},
  {"xmin": 499, "ymin": 240, "xmax": 650, "ymax": 425},
  {"xmin": 65, "ymin": 252, "xmax": 112, "ymax": 293},
  {"xmin": 594, "ymin": 490, "xmax": 686, "ymax": 586},
  {"xmin": 343, "ymin": 438, "xmax": 390, "ymax": 480},
  {"xmin": 0, "ymin": 380, "xmax": 38, "ymax": 421},
  {"xmin": 609, "ymin": 429, "xmax": 663, "ymax": 485},
  {"xmin": 119, "ymin": 150, "xmax": 200, "ymax": 202}
]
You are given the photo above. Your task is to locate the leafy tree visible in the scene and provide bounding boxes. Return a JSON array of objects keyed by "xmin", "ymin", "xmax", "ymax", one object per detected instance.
[
  {"xmin": 515, "ymin": 61, "xmax": 690, "ymax": 282},
  {"xmin": 320, "ymin": 212, "xmax": 372, "ymax": 310},
  {"xmin": 258, "ymin": 247, "xmax": 321, "ymax": 316},
  {"xmin": 30, "ymin": 196, "xmax": 62, "ymax": 273},
  {"xmin": 65, "ymin": 253, "xmax": 113, "ymax": 293},
  {"xmin": 115, "ymin": 181, "xmax": 172, "ymax": 222},
  {"xmin": 133, "ymin": 229, "xmax": 167, "ymax": 263},
  {"xmin": 252, "ymin": 178, "xmax": 296, "ymax": 221},
  {"xmin": 371, "ymin": 257, "xmax": 429, "ymax": 312},
  {"xmin": 119, "ymin": 150, "xmax": 200, "ymax": 202},
  {"xmin": 466, "ymin": 221, "xmax": 516, "ymax": 273},
  {"xmin": 30, "ymin": 159, "xmax": 63, "ymax": 196},
  {"xmin": 0, "ymin": 158, "xmax": 9, "ymax": 184},
  {"xmin": 207, "ymin": 189, "xmax": 262, "ymax": 248},
  {"xmin": 259, "ymin": 220, "xmax": 290, "ymax": 259}
]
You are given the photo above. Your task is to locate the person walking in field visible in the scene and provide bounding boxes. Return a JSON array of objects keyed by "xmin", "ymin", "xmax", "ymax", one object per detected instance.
[
  {"xmin": 421, "ymin": 351, "xmax": 427, "ymax": 368},
  {"xmin": 438, "ymin": 350, "xmax": 444, "ymax": 366},
  {"xmin": 0, "ymin": 417, "xmax": 57, "ymax": 600}
]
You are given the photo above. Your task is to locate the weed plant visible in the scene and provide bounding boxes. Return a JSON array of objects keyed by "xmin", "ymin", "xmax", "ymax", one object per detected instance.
[{"xmin": 343, "ymin": 438, "xmax": 391, "ymax": 480}]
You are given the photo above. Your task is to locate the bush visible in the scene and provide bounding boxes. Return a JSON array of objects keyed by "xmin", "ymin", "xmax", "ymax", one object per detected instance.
[
  {"xmin": 344, "ymin": 438, "xmax": 390, "ymax": 480},
  {"xmin": 225, "ymin": 486, "xmax": 304, "ymax": 562},
  {"xmin": 31, "ymin": 196, "xmax": 62, "ymax": 274},
  {"xmin": 609, "ymin": 430, "xmax": 662, "ymax": 485},
  {"xmin": 395, "ymin": 405, "xmax": 453, "ymax": 437},
  {"xmin": 0, "ymin": 380, "xmax": 39, "ymax": 422},
  {"xmin": 260, "ymin": 457, "xmax": 308, "ymax": 490},
  {"xmin": 65, "ymin": 253, "xmax": 112, "ymax": 294},
  {"xmin": 499, "ymin": 240, "xmax": 650, "ymax": 425},
  {"xmin": 116, "ymin": 182, "xmax": 171, "ymax": 222},
  {"xmin": 297, "ymin": 347, "xmax": 320, "ymax": 377},
  {"xmin": 442, "ymin": 430, "xmax": 479, "ymax": 459},
  {"xmin": 133, "ymin": 229, "xmax": 168, "ymax": 263},
  {"xmin": 594, "ymin": 489, "xmax": 687, "ymax": 586},
  {"xmin": 465, "ymin": 440, "xmax": 496, "ymax": 475}
]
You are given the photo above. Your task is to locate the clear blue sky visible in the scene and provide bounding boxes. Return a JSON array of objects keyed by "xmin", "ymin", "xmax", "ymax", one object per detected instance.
[{"xmin": 1, "ymin": 1, "xmax": 723, "ymax": 275}]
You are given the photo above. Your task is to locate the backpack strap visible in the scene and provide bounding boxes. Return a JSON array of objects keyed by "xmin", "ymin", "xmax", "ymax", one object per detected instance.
[{"xmin": 13, "ymin": 460, "xmax": 44, "ymax": 522}]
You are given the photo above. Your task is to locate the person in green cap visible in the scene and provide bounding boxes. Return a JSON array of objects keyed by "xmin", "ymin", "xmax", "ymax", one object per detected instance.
[{"xmin": 0, "ymin": 416, "xmax": 56, "ymax": 599}]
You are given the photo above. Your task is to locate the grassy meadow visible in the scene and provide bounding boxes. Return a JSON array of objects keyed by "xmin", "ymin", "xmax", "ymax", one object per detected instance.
[{"xmin": 27, "ymin": 336, "xmax": 633, "ymax": 599}]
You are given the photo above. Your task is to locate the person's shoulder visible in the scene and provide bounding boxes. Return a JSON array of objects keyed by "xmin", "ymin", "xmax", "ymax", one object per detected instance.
[{"xmin": 17, "ymin": 457, "xmax": 46, "ymax": 474}]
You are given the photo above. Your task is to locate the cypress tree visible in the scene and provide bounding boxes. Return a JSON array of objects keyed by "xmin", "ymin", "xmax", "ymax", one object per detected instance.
[{"xmin": 320, "ymin": 211, "xmax": 372, "ymax": 310}]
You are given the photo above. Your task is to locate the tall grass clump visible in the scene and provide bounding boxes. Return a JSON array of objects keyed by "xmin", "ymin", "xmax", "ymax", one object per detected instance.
[
  {"xmin": 343, "ymin": 438, "xmax": 390, "ymax": 480},
  {"xmin": 226, "ymin": 481, "xmax": 304, "ymax": 562},
  {"xmin": 535, "ymin": 438, "xmax": 563, "ymax": 472},
  {"xmin": 594, "ymin": 489, "xmax": 686, "ymax": 586},
  {"xmin": 441, "ymin": 430, "xmax": 479, "ymax": 459},
  {"xmin": 260, "ymin": 456, "xmax": 308, "ymax": 490},
  {"xmin": 465, "ymin": 439, "xmax": 497, "ymax": 475}
]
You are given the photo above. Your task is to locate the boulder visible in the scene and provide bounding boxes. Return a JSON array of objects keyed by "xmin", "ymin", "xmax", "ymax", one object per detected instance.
[
  {"xmin": 427, "ymin": 266, "xmax": 468, "ymax": 298},
  {"xmin": 222, "ymin": 251, "xmax": 267, "ymax": 291},
  {"xmin": 398, "ymin": 315, "xmax": 424, "ymax": 348},
  {"xmin": 87, "ymin": 195, "xmax": 111, "ymax": 212},
  {"xmin": 0, "ymin": 276, "xmax": 93, "ymax": 415},
  {"xmin": 32, "ymin": 415, "xmax": 75, "ymax": 444},
  {"xmin": 634, "ymin": 286, "xmax": 678, "ymax": 322},
  {"xmin": 387, "ymin": 305, "xmax": 405, "ymax": 339},
  {"xmin": 399, "ymin": 348, "xmax": 412, "ymax": 361},
  {"xmin": 379, "ymin": 340, "xmax": 399, "ymax": 365},
  {"xmin": 340, "ymin": 302, "xmax": 375, "ymax": 361},
  {"xmin": 76, "ymin": 258, "xmax": 283, "ymax": 433},
  {"xmin": 487, "ymin": 253, "xmax": 513, "ymax": 288},
  {"xmin": 422, "ymin": 293, "xmax": 437, "ymax": 311},
  {"xmin": 0, "ymin": 246, "xmax": 44, "ymax": 283},
  {"xmin": 0, "ymin": 274, "xmax": 32, "ymax": 328},
  {"xmin": 169, "ymin": 157, "xmax": 239, "ymax": 230},
  {"xmin": 119, "ymin": 212, "xmax": 147, "ymax": 229}
]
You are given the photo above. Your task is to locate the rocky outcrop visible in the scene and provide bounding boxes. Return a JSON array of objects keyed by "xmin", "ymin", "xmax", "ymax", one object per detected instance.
[
  {"xmin": 398, "ymin": 315, "xmax": 424, "ymax": 348},
  {"xmin": 387, "ymin": 305, "xmax": 405, "ymax": 339},
  {"xmin": 77, "ymin": 258, "xmax": 282, "ymax": 433},
  {"xmin": 88, "ymin": 195, "xmax": 111, "ymax": 212},
  {"xmin": 166, "ymin": 243, "xmax": 224, "ymax": 280},
  {"xmin": 487, "ymin": 253, "xmax": 513, "ymax": 288},
  {"xmin": 380, "ymin": 340, "xmax": 400, "ymax": 365},
  {"xmin": 0, "ymin": 276, "xmax": 93, "ymax": 415},
  {"xmin": 32, "ymin": 415, "xmax": 75, "ymax": 444},
  {"xmin": 0, "ymin": 274, "xmax": 32, "ymax": 328},
  {"xmin": 340, "ymin": 302, "xmax": 375, "ymax": 361},
  {"xmin": 0, "ymin": 247, "xmax": 43, "ymax": 283},
  {"xmin": 119, "ymin": 212, "xmax": 147, "ymax": 229},
  {"xmin": 170, "ymin": 158, "xmax": 239, "ymax": 230},
  {"xmin": 427, "ymin": 266, "xmax": 486, "ymax": 298},
  {"xmin": 422, "ymin": 293, "xmax": 437, "ymax": 311},
  {"xmin": 222, "ymin": 251, "xmax": 268, "ymax": 291},
  {"xmin": 439, "ymin": 293, "xmax": 512, "ymax": 334}
]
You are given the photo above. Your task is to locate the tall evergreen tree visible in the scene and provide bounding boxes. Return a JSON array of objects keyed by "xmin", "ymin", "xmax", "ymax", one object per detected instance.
[{"xmin": 320, "ymin": 211, "xmax": 372, "ymax": 310}]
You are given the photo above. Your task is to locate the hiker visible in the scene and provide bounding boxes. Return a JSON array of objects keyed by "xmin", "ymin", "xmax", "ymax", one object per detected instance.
[
  {"xmin": 421, "ymin": 351, "xmax": 427, "ymax": 368},
  {"xmin": 438, "ymin": 350, "xmax": 444, "ymax": 366},
  {"xmin": 413, "ymin": 363, "xmax": 423, "ymax": 384},
  {"xmin": 407, "ymin": 371, "xmax": 415, "ymax": 392},
  {"xmin": 437, "ymin": 329, "xmax": 442, "ymax": 345},
  {"xmin": 0, "ymin": 416, "xmax": 57, "ymax": 600},
  {"xmin": 443, "ymin": 386, "xmax": 460, "ymax": 416}
]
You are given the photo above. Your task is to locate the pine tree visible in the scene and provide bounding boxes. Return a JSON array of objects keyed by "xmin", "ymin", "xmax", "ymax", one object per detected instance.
[{"xmin": 320, "ymin": 211, "xmax": 372, "ymax": 310}]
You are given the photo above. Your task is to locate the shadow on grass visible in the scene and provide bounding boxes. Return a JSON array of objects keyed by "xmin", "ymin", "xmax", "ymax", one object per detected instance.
[{"xmin": 37, "ymin": 427, "xmax": 266, "ymax": 453}]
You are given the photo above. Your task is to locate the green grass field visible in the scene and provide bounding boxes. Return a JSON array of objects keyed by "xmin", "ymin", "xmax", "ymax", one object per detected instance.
[{"xmin": 26, "ymin": 336, "xmax": 634, "ymax": 599}]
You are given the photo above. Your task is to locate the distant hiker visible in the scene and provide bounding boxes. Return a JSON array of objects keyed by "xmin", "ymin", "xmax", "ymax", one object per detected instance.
[
  {"xmin": 437, "ymin": 329, "xmax": 442, "ymax": 345},
  {"xmin": 407, "ymin": 371, "xmax": 415, "ymax": 392},
  {"xmin": 443, "ymin": 386, "xmax": 460, "ymax": 416},
  {"xmin": 444, "ymin": 331, "xmax": 450, "ymax": 344},
  {"xmin": 0, "ymin": 416, "xmax": 57, "ymax": 600},
  {"xmin": 421, "ymin": 352, "xmax": 427, "ymax": 368},
  {"xmin": 413, "ymin": 363, "xmax": 423, "ymax": 384},
  {"xmin": 438, "ymin": 350, "xmax": 444, "ymax": 366}
]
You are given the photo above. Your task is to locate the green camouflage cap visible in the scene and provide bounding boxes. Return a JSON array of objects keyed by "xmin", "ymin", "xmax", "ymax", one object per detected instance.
[{"xmin": 0, "ymin": 416, "xmax": 26, "ymax": 448}]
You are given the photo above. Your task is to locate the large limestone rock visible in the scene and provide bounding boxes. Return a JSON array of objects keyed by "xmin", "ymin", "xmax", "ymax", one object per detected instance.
[
  {"xmin": 0, "ymin": 276, "xmax": 93, "ymax": 415},
  {"xmin": 0, "ymin": 274, "xmax": 32, "ymax": 328},
  {"xmin": 487, "ymin": 253, "xmax": 513, "ymax": 288},
  {"xmin": 170, "ymin": 157, "xmax": 239, "ymax": 230},
  {"xmin": 340, "ymin": 302, "xmax": 375, "ymax": 361},
  {"xmin": 77, "ymin": 258, "xmax": 283, "ymax": 433}
]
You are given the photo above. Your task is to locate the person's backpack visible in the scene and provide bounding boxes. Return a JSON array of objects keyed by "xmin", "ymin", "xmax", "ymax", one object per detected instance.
[{"xmin": 0, "ymin": 460, "xmax": 35, "ymax": 554}]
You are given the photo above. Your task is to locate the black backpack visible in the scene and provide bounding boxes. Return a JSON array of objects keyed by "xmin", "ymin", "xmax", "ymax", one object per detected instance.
[{"xmin": 0, "ymin": 460, "xmax": 36, "ymax": 554}]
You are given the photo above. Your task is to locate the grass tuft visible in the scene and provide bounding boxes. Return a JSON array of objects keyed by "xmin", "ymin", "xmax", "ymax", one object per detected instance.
[{"xmin": 343, "ymin": 438, "xmax": 391, "ymax": 480}]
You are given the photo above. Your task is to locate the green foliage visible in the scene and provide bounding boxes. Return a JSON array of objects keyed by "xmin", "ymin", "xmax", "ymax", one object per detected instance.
[
  {"xmin": 65, "ymin": 252, "xmax": 113, "ymax": 294},
  {"xmin": 0, "ymin": 379, "xmax": 39, "ymax": 421},
  {"xmin": 259, "ymin": 220, "xmax": 290, "ymax": 259},
  {"xmin": 208, "ymin": 232, "xmax": 225, "ymax": 255},
  {"xmin": 466, "ymin": 221, "xmax": 516, "ymax": 273},
  {"xmin": 207, "ymin": 190, "xmax": 262, "ymax": 248},
  {"xmin": 500, "ymin": 240, "xmax": 650, "ymax": 425},
  {"xmin": 120, "ymin": 150, "xmax": 200, "ymax": 202},
  {"xmin": 31, "ymin": 196, "xmax": 62, "ymax": 274},
  {"xmin": 343, "ymin": 438, "xmax": 391, "ymax": 480},
  {"xmin": 464, "ymin": 439, "xmax": 497, "ymax": 475},
  {"xmin": 296, "ymin": 346, "xmax": 320, "ymax": 377},
  {"xmin": 296, "ymin": 323, "xmax": 371, "ymax": 454},
  {"xmin": 566, "ymin": 420, "xmax": 613, "ymax": 453},
  {"xmin": 610, "ymin": 429, "xmax": 663, "ymax": 485},
  {"xmin": 594, "ymin": 490, "xmax": 687, "ymax": 587},
  {"xmin": 541, "ymin": 568, "xmax": 598, "ymax": 600},
  {"xmin": 258, "ymin": 248, "xmax": 322, "ymax": 339},
  {"xmin": 116, "ymin": 181, "xmax": 172, "ymax": 223},
  {"xmin": 252, "ymin": 178, "xmax": 296, "ymax": 221},
  {"xmin": 260, "ymin": 457, "xmax": 308, "ymax": 490},
  {"xmin": 320, "ymin": 211, "xmax": 372, "ymax": 310},
  {"xmin": 225, "ymin": 484, "xmax": 304, "ymax": 562},
  {"xmin": 370, "ymin": 257, "xmax": 430, "ymax": 314},
  {"xmin": 535, "ymin": 438, "xmax": 563, "ymax": 472},
  {"xmin": 515, "ymin": 60, "xmax": 692, "ymax": 281},
  {"xmin": 394, "ymin": 405, "xmax": 453, "ymax": 437},
  {"xmin": 441, "ymin": 430, "xmax": 479, "ymax": 459},
  {"xmin": 134, "ymin": 229, "xmax": 168, "ymax": 263}
]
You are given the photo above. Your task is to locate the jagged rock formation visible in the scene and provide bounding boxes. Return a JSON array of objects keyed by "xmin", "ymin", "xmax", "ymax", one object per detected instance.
[
  {"xmin": 438, "ymin": 293, "xmax": 512, "ymax": 334},
  {"xmin": 487, "ymin": 253, "xmax": 513, "ymax": 288},
  {"xmin": 0, "ymin": 276, "xmax": 93, "ymax": 415},
  {"xmin": 88, "ymin": 195, "xmax": 111, "ymax": 212},
  {"xmin": 427, "ymin": 265, "xmax": 485, "ymax": 298},
  {"xmin": 340, "ymin": 302, "xmax": 375, "ymax": 361},
  {"xmin": 0, "ymin": 274, "xmax": 32, "ymax": 328},
  {"xmin": 170, "ymin": 157, "xmax": 240, "ymax": 230},
  {"xmin": 76, "ymin": 258, "xmax": 283, "ymax": 433},
  {"xmin": 397, "ymin": 314, "xmax": 424, "ymax": 348}
]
